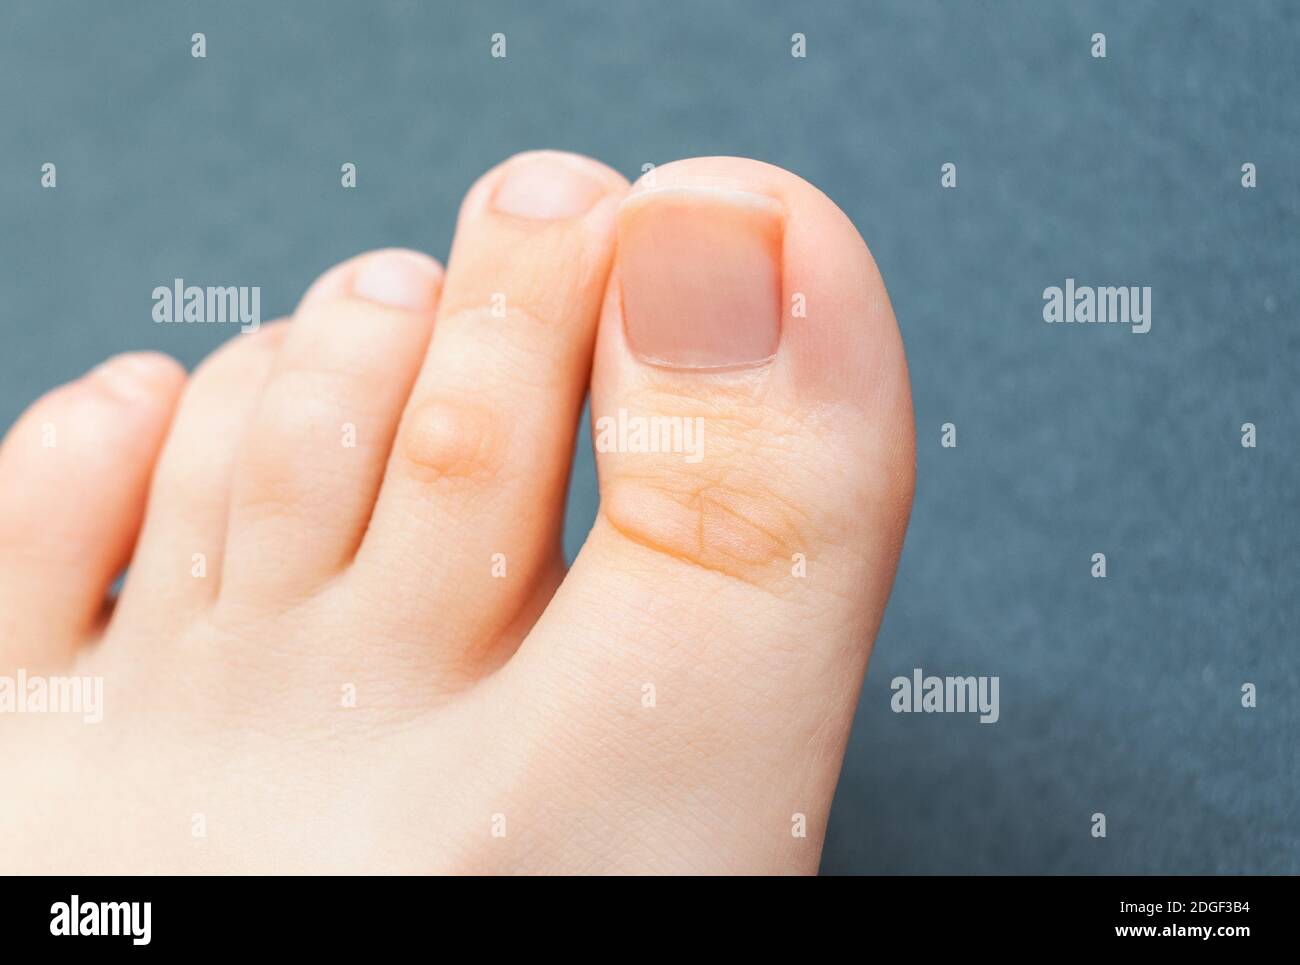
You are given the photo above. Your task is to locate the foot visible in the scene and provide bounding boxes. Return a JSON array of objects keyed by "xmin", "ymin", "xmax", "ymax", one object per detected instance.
[{"xmin": 0, "ymin": 153, "xmax": 913, "ymax": 874}]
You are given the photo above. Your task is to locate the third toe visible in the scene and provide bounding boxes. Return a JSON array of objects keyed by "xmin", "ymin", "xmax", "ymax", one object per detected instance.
[{"xmin": 220, "ymin": 249, "xmax": 443, "ymax": 602}]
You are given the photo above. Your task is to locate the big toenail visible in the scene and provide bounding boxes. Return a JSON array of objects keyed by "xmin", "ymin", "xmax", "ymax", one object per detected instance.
[
  {"xmin": 491, "ymin": 153, "xmax": 607, "ymax": 220},
  {"xmin": 618, "ymin": 186, "xmax": 783, "ymax": 369},
  {"xmin": 352, "ymin": 250, "xmax": 443, "ymax": 311}
]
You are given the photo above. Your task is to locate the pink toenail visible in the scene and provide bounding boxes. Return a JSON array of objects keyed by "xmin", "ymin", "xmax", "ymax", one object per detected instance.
[{"xmin": 618, "ymin": 185, "xmax": 784, "ymax": 369}]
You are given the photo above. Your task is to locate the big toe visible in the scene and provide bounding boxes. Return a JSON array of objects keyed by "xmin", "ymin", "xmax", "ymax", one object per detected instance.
[{"xmin": 509, "ymin": 157, "xmax": 914, "ymax": 872}]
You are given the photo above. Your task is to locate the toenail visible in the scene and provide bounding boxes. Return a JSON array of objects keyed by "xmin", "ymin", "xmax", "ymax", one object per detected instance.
[
  {"xmin": 618, "ymin": 186, "xmax": 784, "ymax": 369},
  {"xmin": 91, "ymin": 352, "xmax": 178, "ymax": 403},
  {"xmin": 491, "ymin": 153, "xmax": 608, "ymax": 220},
  {"xmin": 351, "ymin": 250, "xmax": 443, "ymax": 312}
]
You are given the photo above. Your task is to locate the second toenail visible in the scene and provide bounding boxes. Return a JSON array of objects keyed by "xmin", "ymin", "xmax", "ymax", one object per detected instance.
[
  {"xmin": 491, "ymin": 153, "xmax": 608, "ymax": 220},
  {"xmin": 352, "ymin": 251, "xmax": 443, "ymax": 311},
  {"xmin": 618, "ymin": 186, "xmax": 784, "ymax": 369}
]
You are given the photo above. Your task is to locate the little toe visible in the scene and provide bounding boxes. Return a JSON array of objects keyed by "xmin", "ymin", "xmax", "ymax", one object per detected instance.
[{"xmin": 0, "ymin": 353, "xmax": 184, "ymax": 669}]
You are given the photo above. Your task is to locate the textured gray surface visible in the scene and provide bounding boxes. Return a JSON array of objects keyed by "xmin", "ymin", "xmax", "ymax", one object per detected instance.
[{"xmin": 2, "ymin": 1, "xmax": 1296, "ymax": 873}]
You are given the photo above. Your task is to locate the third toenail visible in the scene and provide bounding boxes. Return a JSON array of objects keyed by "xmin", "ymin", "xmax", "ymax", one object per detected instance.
[
  {"xmin": 618, "ymin": 186, "xmax": 784, "ymax": 369},
  {"xmin": 352, "ymin": 251, "xmax": 443, "ymax": 311},
  {"xmin": 491, "ymin": 154, "xmax": 608, "ymax": 220}
]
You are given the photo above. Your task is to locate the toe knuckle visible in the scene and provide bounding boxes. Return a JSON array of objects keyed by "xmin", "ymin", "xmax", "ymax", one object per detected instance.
[
  {"xmin": 599, "ymin": 403, "xmax": 818, "ymax": 588},
  {"xmin": 398, "ymin": 393, "xmax": 503, "ymax": 485},
  {"xmin": 239, "ymin": 378, "xmax": 338, "ymax": 490},
  {"xmin": 605, "ymin": 476, "xmax": 808, "ymax": 584},
  {"xmin": 190, "ymin": 324, "xmax": 284, "ymax": 384}
]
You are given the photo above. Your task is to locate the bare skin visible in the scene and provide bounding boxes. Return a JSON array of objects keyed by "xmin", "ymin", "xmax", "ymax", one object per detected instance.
[{"xmin": 0, "ymin": 154, "xmax": 914, "ymax": 874}]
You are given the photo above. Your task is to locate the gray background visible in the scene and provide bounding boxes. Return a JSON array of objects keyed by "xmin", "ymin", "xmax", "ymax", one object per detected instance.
[{"xmin": 2, "ymin": 1, "xmax": 1296, "ymax": 873}]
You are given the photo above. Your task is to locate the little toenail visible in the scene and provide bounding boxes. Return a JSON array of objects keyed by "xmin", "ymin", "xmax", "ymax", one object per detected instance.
[
  {"xmin": 491, "ymin": 154, "xmax": 607, "ymax": 220},
  {"xmin": 92, "ymin": 352, "xmax": 176, "ymax": 402},
  {"xmin": 352, "ymin": 251, "xmax": 443, "ymax": 311},
  {"xmin": 618, "ymin": 186, "xmax": 784, "ymax": 369}
]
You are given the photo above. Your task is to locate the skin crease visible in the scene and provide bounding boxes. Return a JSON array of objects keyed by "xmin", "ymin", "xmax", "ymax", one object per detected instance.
[{"xmin": 0, "ymin": 154, "xmax": 913, "ymax": 874}]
